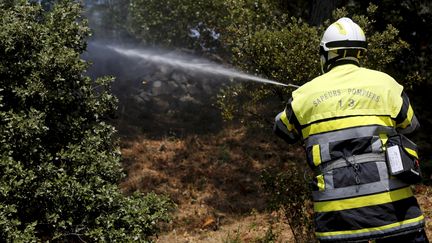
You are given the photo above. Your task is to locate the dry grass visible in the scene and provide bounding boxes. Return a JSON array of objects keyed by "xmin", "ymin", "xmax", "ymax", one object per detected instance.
[
  {"xmin": 119, "ymin": 125, "xmax": 301, "ymax": 242},
  {"xmin": 414, "ymin": 185, "xmax": 432, "ymax": 240},
  {"xmin": 119, "ymin": 125, "xmax": 432, "ymax": 242}
]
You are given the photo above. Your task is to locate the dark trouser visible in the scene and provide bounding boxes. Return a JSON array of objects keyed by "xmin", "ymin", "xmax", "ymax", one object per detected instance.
[{"xmin": 356, "ymin": 229, "xmax": 429, "ymax": 243}]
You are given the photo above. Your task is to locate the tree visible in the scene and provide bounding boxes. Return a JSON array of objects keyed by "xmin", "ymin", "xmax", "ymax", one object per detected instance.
[
  {"xmin": 0, "ymin": 1, "xmax": 172, "ymax": 241},
  {"xmin": 309, "ymin": 0, "xmax": 341, "ymax": 26},
  {"xmin": 126, "ymin": 0, "xmax": 228, "ymax": 53},
  {"xmin": 216, "ymin": 4, "xmax": 408, "ymax": 125},
  {"xmin": 345, "ymin": 0, "xmax": 432, "ymax": 83},
  {"xmin": 118, "ymin": 1, "xmax": 410, "ymax": 127},
  {"xmin": 84, "ymin": 0, "xmax": 134, "ymax": 41}
]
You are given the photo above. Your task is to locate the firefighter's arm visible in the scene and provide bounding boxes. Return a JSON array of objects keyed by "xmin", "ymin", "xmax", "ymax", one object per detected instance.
[
  {"xmin": 395, "ymin": 91, "xmax": 420, "ymax": 134},
  {"xmin": 273, "ymin": 98, "xmax": 301, "ymax": 144}
]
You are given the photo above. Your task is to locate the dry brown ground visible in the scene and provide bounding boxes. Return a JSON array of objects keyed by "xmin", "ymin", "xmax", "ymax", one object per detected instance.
[{"xmin": 119, "ymin": 126, "xmax": 432, "ymax": 242}]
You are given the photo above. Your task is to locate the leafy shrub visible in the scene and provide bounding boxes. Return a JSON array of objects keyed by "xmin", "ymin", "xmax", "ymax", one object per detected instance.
[
  {"xmin": 0, "ymin": 1, "xmax": 173, "ymax": 241},
  {"xmin": 261, "ymin": 166, "xmax": 315, "ymax": 243},
  {"xmin": 218, "ymin": 4, "xmax": 409, "ymax": 125}
]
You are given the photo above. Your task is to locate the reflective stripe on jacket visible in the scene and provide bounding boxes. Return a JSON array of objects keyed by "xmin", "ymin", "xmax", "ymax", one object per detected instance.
[{"xmin": 273, "ymin": 63, "xmax": 423, "ymax": 242}]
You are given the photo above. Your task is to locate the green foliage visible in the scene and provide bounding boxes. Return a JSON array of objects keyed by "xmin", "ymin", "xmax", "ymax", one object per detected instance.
[
  {"xmin": 127, "ymin": 0, "xmax": 227, "ymax": 50},
  {"xmin": 254, "ymin": 225, "xmax": 278, "ymax": 243},
  {"xmin": 119, "ymin": 0, "xmax": 431, "ymax": 128},
  {"xmin": 0, "ymin": 1, "xmax": 173, "ymax": 241},
  {"xmin": 217, "ymin": 3, "xmax": 410, "ymax": 125},
  {"xmin": 85, "ymin": 0, "xmax": 131, "ymax": 40},
  {"xmin": 104, "ymin": 1, "xmax": 423, "ymax": 126},
  {"xmin": 333, "ymin": 6, "xmax": 410, "ymax": 73},
  {"xmin": 345, "ymin": 1, "xmax": 432, "ymax": 85},
  {"xmin": 261, "ymin": 166, "xmax": 315, "ymax": 243},
  {"xmin": 218, "ymin": 14, "xmax": 321, "ymax": 123}
]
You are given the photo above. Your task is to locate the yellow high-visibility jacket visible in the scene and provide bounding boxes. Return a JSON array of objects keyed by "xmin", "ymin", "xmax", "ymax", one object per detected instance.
[{"xmin": 274, "ymin": 62, "xmax": 424, "ymax": 242}]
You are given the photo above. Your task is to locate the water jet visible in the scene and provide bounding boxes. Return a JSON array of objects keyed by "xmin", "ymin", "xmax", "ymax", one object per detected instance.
[{"xmin": 105, "ymin": 44, "xmax": 299, "ymax": 88}]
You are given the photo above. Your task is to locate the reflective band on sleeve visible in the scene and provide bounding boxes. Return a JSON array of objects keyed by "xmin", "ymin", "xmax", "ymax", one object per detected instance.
[
  {"xmin": 280, "ymin": 110, "xmax": 289, "ymax": 127},
  {"xmin": 280, "ymin": 110, "xmax": 296, "ymax": 132},
  {"xmin": 275, "ymin": 119, "xmax": 289, "ymax": 134},
  {"xmin": 397, "ymin": 105, "xmax": 414, "ymax": 129},
  {"xmin": 314, "ymin": 187, "xmax": 413, "ymax": 213},
  {"xmin": 316, "ymin": 215, "xmax": 424, "ymax": 238},
  {"xmin": 312, "ymin": 145, "xmax": 322, "ymax": 166},
  {"xmin": 302, "ymin": 116, "xmax": 396, "ymax": 138},
  {"xmin": 317, "ymin": 174, "xmax": 325, "ymax": 191}
]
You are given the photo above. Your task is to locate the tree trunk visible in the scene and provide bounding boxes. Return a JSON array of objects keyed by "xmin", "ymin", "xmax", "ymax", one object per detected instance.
[{"xmin": 309, "ymin": 0, "xmax": 339, "ymax": 26}]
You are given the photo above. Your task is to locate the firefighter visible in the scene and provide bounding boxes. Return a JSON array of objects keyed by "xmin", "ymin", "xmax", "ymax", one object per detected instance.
[{"xmin": 274, "ymin": 17, "xmax": 429, "ymax": 242}]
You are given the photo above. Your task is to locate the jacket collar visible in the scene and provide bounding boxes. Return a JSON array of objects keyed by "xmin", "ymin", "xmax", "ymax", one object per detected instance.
[{"xmin": 329, "ymin": 58, "xmax": 360, "ymax": 71}]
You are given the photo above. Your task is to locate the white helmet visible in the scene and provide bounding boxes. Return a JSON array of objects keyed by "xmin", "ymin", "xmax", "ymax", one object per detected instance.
[{"xmin": 320, "ymin": 17, "xmax": 367, "ymax": 73}]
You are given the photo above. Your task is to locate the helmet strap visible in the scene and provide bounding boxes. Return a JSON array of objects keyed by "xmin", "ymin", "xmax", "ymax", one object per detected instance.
[
  {"xmin": 321, "ymin": 49, "xmax": 363, "ymax": 73},
  {"xmin": 337, "ymin": 49, "xmax": 364, "ymax": 58}
]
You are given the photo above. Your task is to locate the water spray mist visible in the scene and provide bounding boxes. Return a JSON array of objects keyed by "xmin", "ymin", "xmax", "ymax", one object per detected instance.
[{"xmin": 105, "ymin": 44, "xmax": 299, "ymax": 88}]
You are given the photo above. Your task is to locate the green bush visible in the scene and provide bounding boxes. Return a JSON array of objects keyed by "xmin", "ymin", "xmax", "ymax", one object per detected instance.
[
  {"xmin": 0, "ymin": 1, "xmax": 173, "ymax": 241},
  {"xmin": 261, "ymin": 165, "xmax": 315, "ymax": 243},
  {"xmin": 218, "ymin": 4, "xmax": 409, "ymax": 125}
]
